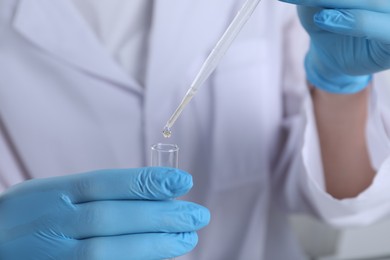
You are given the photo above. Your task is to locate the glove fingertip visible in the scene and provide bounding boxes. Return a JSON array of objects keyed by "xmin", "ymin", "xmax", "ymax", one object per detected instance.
[
  {"xmin": 177, "ymin": 232, "xmax": 199, "ymax": 252},
  {"xmin": 138, "ymin": 167, "xmax": 193, "ymax": 199},
  {"xmin": 163, "ymin": 168, "xmax": 193, "ymax": 198},
  {"xmin": 163, "ymin": 232, "xmax": 199, "ymax": 258}
]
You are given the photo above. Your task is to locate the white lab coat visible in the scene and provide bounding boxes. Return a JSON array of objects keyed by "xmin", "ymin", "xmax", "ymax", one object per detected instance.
[{"xmin": 2, "ymin": 0, "xmax": 390, "ymax": 259}]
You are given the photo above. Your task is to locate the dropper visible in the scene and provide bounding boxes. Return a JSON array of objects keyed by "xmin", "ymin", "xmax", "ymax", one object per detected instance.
[{"xmin": 162, "ymin": 0, "xmax": 263, "ymax": 138}]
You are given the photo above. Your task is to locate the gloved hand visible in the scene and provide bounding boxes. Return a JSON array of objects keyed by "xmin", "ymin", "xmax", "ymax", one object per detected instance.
[
  {"xmin": 0, "ymin": 167, "xmax": 210, "ymax": 260},
  {"xmin": 279, "ymin": 0, "xmax": 390, "ymax": 94}
]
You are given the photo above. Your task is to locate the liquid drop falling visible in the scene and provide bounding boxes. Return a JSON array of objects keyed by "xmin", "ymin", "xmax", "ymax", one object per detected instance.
[{"xmin": 162, "ymin": 127, "xmax": 172, "ymax": 138}]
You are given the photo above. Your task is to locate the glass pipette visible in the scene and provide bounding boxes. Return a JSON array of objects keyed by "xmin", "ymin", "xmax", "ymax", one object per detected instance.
[{"xmin": 162, "ymin": 0, "xmax": 263, "ymax": 138}]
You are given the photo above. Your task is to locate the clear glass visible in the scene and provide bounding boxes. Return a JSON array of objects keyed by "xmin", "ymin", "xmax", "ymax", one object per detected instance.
[
  {"xmin": 150, "ymin": 143, "xmax": 179, "ymax": 168},
  {"xmin": 150, "ymin": 143, "xmax": 179, "ymax": 260}
]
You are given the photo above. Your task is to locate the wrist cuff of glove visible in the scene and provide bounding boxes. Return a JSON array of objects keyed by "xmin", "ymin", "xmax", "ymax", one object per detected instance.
[{"xmin": 305, "ymin": 54, "xmax": 372, "ymax": 94}]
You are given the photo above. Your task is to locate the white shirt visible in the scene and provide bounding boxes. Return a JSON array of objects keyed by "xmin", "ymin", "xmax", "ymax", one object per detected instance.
[{"xmin": 2, "ymin": 0, "xmax": 390, "ymax": 259}]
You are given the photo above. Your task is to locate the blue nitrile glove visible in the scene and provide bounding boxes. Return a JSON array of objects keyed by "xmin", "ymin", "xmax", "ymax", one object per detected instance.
[
  {"xmin": 0, "ymin": 167, "xmax": 210, "ymax": 260},
  {"xmin": 279, "ymin": 0, "xmax": 390, "ymax": 94}
]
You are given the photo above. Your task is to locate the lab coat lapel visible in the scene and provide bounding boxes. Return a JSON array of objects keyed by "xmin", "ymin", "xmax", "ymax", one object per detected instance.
[{"xmin": 13, "ymin": 0, "xmax": 142, "ymax": 95}]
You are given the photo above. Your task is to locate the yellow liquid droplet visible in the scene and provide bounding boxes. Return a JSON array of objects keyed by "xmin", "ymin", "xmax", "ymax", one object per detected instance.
[{"xmin": 162, "ymin": 127, "xmax": 172, "ymax": 138}]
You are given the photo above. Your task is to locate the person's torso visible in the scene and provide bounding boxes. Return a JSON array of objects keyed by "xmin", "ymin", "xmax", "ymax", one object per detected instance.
[{"xmin": 0, "ymin": 0, "xmax": 306, "ymax": 258}]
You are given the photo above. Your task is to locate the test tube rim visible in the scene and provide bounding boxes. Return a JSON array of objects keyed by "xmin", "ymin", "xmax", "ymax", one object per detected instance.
[{"xmin": 151, "ymin": 143, "xmax": 179, "ymax": 153}]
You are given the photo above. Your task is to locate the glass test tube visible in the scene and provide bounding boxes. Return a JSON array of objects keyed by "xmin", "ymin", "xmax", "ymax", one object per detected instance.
[
  {"xmin": 150, "ymin": 143, "xmax": 179, "ymax": 260},
  {"xmin": 150, "ymin": 143, "xmax": 179, "ymax": 168}
]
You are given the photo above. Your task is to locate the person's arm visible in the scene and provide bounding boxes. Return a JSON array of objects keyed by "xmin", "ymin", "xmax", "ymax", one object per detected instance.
[
  {"xmin": 312, "ymin": 86, "xmax": 375, "ymax": 199},
  {"xmin": 277, "ymin": 0, "xmax": 390, "ymax": 199}
]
